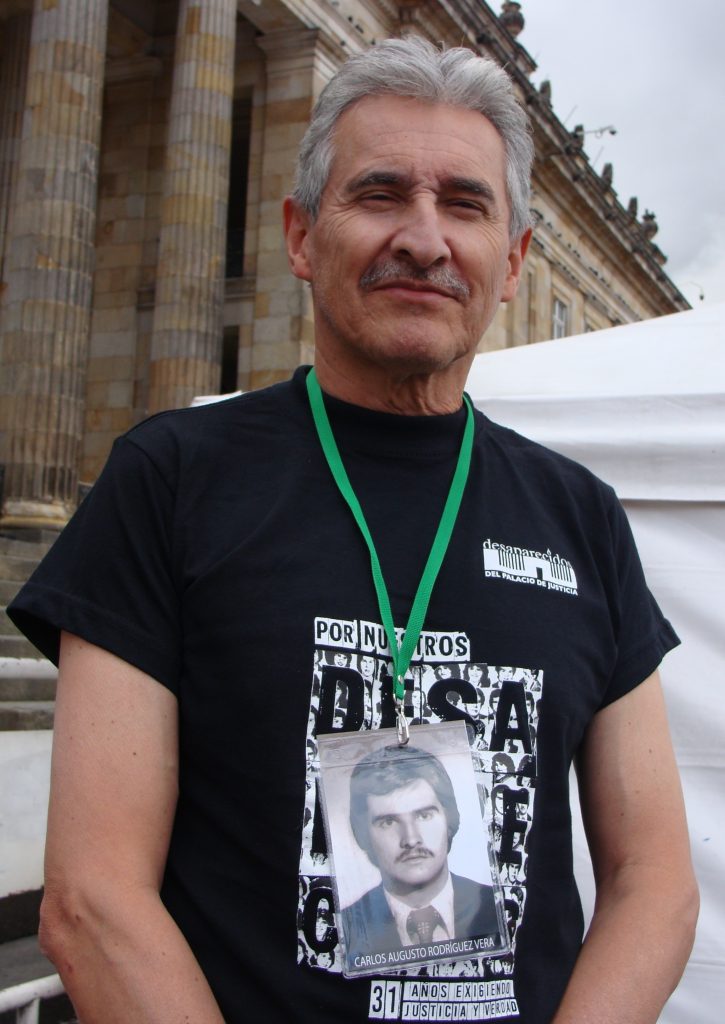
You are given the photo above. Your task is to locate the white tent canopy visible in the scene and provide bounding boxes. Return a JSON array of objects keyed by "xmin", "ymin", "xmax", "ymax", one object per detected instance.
[
  {"xmin": 467, "ymin": 303, "xmax": 725, "ymax": 1023},
  {"xmin": 466, "ymin": 303, "xmax": 725, "ymax": 502}
]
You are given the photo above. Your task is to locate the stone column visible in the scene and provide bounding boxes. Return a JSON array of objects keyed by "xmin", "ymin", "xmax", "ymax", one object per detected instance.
[
  {"xmin": 0, "ymin": 0, "xmax": 109, "ymax": 529},
  {"xmin": 147, "ymin": 0, "xmax": 237, "ymax": 413},
  {"xmin": 0, "ymin": 12, "xmax": 32, "ymax": 288},
  {"xmin": 249, "ymin": 29, "xmax": 342, "ymax": 390}
]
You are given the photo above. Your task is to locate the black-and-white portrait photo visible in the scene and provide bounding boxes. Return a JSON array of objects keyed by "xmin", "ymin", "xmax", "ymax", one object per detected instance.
[{"xmin": 317, "ymin": 722, "xmax": 507, "ymax": 976}]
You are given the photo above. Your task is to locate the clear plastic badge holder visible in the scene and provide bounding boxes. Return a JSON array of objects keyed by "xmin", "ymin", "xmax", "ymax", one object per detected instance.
[{"xmin": 317, "ymin": 721, "xmax": 509, "ymax": 977}]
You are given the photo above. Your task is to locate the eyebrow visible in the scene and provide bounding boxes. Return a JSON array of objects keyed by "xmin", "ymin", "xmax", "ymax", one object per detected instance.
[
  {"xmin": 345, "ymin": 170, "xmax": 410, "ymax": 194},
  {"xmin": 371, "ymin": 804, "xmax": 440, "ymax": 825},
  {"xmin": 445, "ymin": 176, "xmax": 497, "ymax": 205},
  {"xmin": 344, "ymin": 170, "xmax": 497, "ymax": 207}
]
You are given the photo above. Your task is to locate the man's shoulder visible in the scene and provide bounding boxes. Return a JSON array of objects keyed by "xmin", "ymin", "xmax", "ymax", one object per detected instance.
[
  {"xmin": 451, "ymin": 873, "xmax": 499, "ymax": 935},
  {"xmin": 127, "ymin": 374, "xmax": 302, "ymax": 448},
  {"xmin": 341, "ymin": 884, "xmax": 399, "ymax": 952},
  {"xmin": 111, "ymin": 373, "xmax": 311, "ymax": 485},
  {"xmin": 451, "ymin": 872, "xmax": 493, "ymax": 899},
  {"xmin": 476, "ymin": 409, "xmax": 617, "ymax": 507},
  {"xmin": 343, "ymin": 883, "xmax": 387, "ymax": 917}
]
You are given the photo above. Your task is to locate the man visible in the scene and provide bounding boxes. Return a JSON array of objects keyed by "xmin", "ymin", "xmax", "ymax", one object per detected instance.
[
  {"xmin": 358, "ymin": 654, "xmax": 377, "ymax": 683},
  {"xmin": 341, "ymin": 744, "xmax": 499, "ymax": 959},
  {"xmin": 9, "ymin": 36, "xmax": 696, "ymax": 1024}
]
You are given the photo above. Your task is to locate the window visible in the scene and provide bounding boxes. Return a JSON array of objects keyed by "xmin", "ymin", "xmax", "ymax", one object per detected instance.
[
  {"xmin": 225, "ymin": 96, "xmax": 252, "ymax": 278},
  {"xmin": 552, "ymin": 298, "xmax": 569, "ymax": 339},
  {"xmin": 220, "ymin": 326, "xmax": 239, "ymax": 394}
]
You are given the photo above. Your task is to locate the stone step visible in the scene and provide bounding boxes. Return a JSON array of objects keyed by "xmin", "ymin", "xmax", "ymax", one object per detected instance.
[
  {"xmin": 0, "ymin": 609, "xmax": 22, "ymax": 637},
  {"xmin": 0, "ymin": 677, "xmax": 56, "ymax": 702},
  {"xmin": 0, "ymin": 535, "xmax": 55, "ymax": 559},
  {"xmin": 0, "ymin": 659, "xmax": 57, "ymax": 702},
  {"xmin": 0, "ymin": 635, "xmax": 40, "ymax": 660},
  {"xmin": 0, "ymin": 553, "xmax": 41, "ymax": 584},
  {"xmin": 0, "ymin": 580, "xmax": 22, "ymax": 605},
  {"xmin": 0, "ymin": 526, "xmax": 60, "ymax": 544},
  {"xmin": 0, "ymin": 701, "xmax": 55, "ymax": 731}
]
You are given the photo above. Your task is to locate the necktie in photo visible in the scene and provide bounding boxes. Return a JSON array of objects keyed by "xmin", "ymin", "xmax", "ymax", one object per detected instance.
[{"xmin": 406, "ymin": 905, "xmax": 445, "ymax": 944}]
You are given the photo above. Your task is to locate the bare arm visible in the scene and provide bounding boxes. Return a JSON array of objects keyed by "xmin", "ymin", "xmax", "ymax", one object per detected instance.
[
  {"xmin": 40, "ymin": 632, "xmax": 224, "ymax": 1023},
  {"xmin": 552, "ymin": 671, "xmax": 698, "ymax": 1024}
]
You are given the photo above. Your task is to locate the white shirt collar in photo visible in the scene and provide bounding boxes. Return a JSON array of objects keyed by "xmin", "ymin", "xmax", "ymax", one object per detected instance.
[{"xmin": 384, "ymin": 871, "xmax": 455, "ymax": 946}]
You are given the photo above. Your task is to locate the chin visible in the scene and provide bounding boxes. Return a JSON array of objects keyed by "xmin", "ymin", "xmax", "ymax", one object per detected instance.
[{"xmin": 364, "ymin": 334, "xmax": 468, "ymax": 375}]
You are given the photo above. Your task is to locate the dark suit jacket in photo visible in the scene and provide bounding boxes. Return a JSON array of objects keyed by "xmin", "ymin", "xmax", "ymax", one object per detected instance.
[{"xmin": 341, "ymin": 873, "xmax": 499, "ymax": 958}]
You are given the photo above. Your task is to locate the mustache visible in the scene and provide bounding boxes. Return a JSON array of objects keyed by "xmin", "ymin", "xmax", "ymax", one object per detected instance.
[
  {"xmin": 359, "ymin": 259, "xmax": 470, "ymax": 301},
  {"xmin": 397, "ymin": 847, "xmax": 434, "ymax": 863}
]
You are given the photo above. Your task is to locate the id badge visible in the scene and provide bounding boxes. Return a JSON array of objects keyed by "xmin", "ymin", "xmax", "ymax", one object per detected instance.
[{"xmin": 317, "ymin": 721, "xmax": 508, "ymax": 977}]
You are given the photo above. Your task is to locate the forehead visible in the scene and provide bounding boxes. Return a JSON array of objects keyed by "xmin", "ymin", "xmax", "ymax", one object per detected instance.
[
  {"xmin": 366, "ymin": 777, "xmax": 441, "ymax": 817},
  {"xmin": 327, "ymin": 94, "xmax": 507, "ymax": 194}
]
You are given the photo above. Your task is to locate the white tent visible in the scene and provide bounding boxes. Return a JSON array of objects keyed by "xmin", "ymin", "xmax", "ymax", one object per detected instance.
[{"xmin": 467, "ymin": 303, "xmax": 725, "ymax": 1023}]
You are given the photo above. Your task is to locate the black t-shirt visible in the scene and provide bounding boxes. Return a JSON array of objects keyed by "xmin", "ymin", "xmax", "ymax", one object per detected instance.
[{"xmin": 10, "ymin": 367, "xmax": 678, "ymax": 1023}]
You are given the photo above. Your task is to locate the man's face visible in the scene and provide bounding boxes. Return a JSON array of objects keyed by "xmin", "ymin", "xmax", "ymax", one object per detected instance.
[
  {"xmin": 468, "ymin": 664, "xmax": 483, "ymax": 684},
  {"xmin": 365, "ymin": 778, "xmax": 449, "ymax": 897},
  {"xmin": 502, "ymin": 860, "xmax": 522, "ymax": 884},
  {"xmin": 285, "ymin": 95, "xmax": 529, "ymax": 391},
  {"xmin": 334, "ymin": 652, "xmax": 349, "ymax": 667},
  {"xmin": 360, "ymin": 655, "xmax": 376, "ymax": 679}
]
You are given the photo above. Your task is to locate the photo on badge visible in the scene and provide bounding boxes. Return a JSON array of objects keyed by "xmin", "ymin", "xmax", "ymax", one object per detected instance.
[{"xmin": 317, "ymin": 721, "xmax": 508, "ymax": 977}]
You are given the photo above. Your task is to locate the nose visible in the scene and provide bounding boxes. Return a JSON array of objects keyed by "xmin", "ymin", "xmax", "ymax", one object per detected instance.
[
  {"xmin": 390, "ymin": 197, "xmax": 451, "ymax": 269},
  {"xmin": 399, "ymin": 816, "xmax": 423, "ymax": 849}
]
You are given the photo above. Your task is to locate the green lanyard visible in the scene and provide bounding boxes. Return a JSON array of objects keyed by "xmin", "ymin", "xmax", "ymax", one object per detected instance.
[{"xmin": 306, "ymin": 367, "xmax": 474, "ymax": 744}]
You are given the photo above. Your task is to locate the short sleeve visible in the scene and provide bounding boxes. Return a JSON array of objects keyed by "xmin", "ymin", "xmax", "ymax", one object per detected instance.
[
  {"xmin": 599, "ymin": 494, "xmax": 679, "ymax": 707},
  {"xmin": 8, "ymin": 435, "xmax": 182, "ymax": 694}
]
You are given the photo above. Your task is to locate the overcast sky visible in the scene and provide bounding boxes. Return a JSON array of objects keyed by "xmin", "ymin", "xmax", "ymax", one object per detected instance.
[{"xmin": 517, "ymin": 0, "xmax": 725, "ymax": 307}]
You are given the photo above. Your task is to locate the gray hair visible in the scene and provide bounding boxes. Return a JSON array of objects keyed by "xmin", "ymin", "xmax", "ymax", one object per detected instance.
[{"xmin": 292, "ymin": 36, "xmax": 534, "ymax": 239}]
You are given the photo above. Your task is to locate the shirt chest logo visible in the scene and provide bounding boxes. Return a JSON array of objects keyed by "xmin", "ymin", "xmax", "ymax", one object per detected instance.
[{"xmin": 483, "ymin": 538, "xmax": 578, "ymax": 596}]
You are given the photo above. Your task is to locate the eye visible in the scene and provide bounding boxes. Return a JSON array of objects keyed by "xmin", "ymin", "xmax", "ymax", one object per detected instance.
[
  {"xmin": 416, "ymin": 808, "xmax": 436, "ymax": 821},
  {"xmin": 358, "ymin": 191, "xmax": 399, "ymax": 207},
  {"xmin": 448, "ymin": 198, "xmax": 486, "ymax": 216},
  {"xmin": 375, "ymin": 816, "xmax": 396, "ymax": 829}
]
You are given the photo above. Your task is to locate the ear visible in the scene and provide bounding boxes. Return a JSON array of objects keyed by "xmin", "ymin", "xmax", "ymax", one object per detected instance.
[
  {"xmin": 283, "ymin": 196, "xmax": 314, "ymax": 283},
  {"xmin": 501, "ymin": 227, "xmax": 532, "ymax": 303}
]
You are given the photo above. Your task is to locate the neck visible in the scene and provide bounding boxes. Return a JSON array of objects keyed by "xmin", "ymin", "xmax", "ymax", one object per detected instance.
[
  {"xmin": 384, "ymin": 865, "xmax": 450, "ymax": 909},
  {"xmin": 313, "ymin": 349, "xmax": 470, "ymax": 416}
]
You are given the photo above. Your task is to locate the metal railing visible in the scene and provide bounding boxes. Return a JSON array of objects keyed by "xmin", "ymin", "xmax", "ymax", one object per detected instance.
[{"xmin": 0, "ymin": 973, "xmax": 66, "ymax": 1023}]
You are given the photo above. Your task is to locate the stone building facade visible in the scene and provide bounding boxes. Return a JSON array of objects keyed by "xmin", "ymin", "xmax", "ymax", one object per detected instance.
[{"xmin": 0, "ymin": 0, "xmax": 688, "ymax": 531}]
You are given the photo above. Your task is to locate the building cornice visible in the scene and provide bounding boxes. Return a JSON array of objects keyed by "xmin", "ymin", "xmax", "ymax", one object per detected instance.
[{"xmin": 532, "ymin": 150, "xmax": 686, "ymax": 314}]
